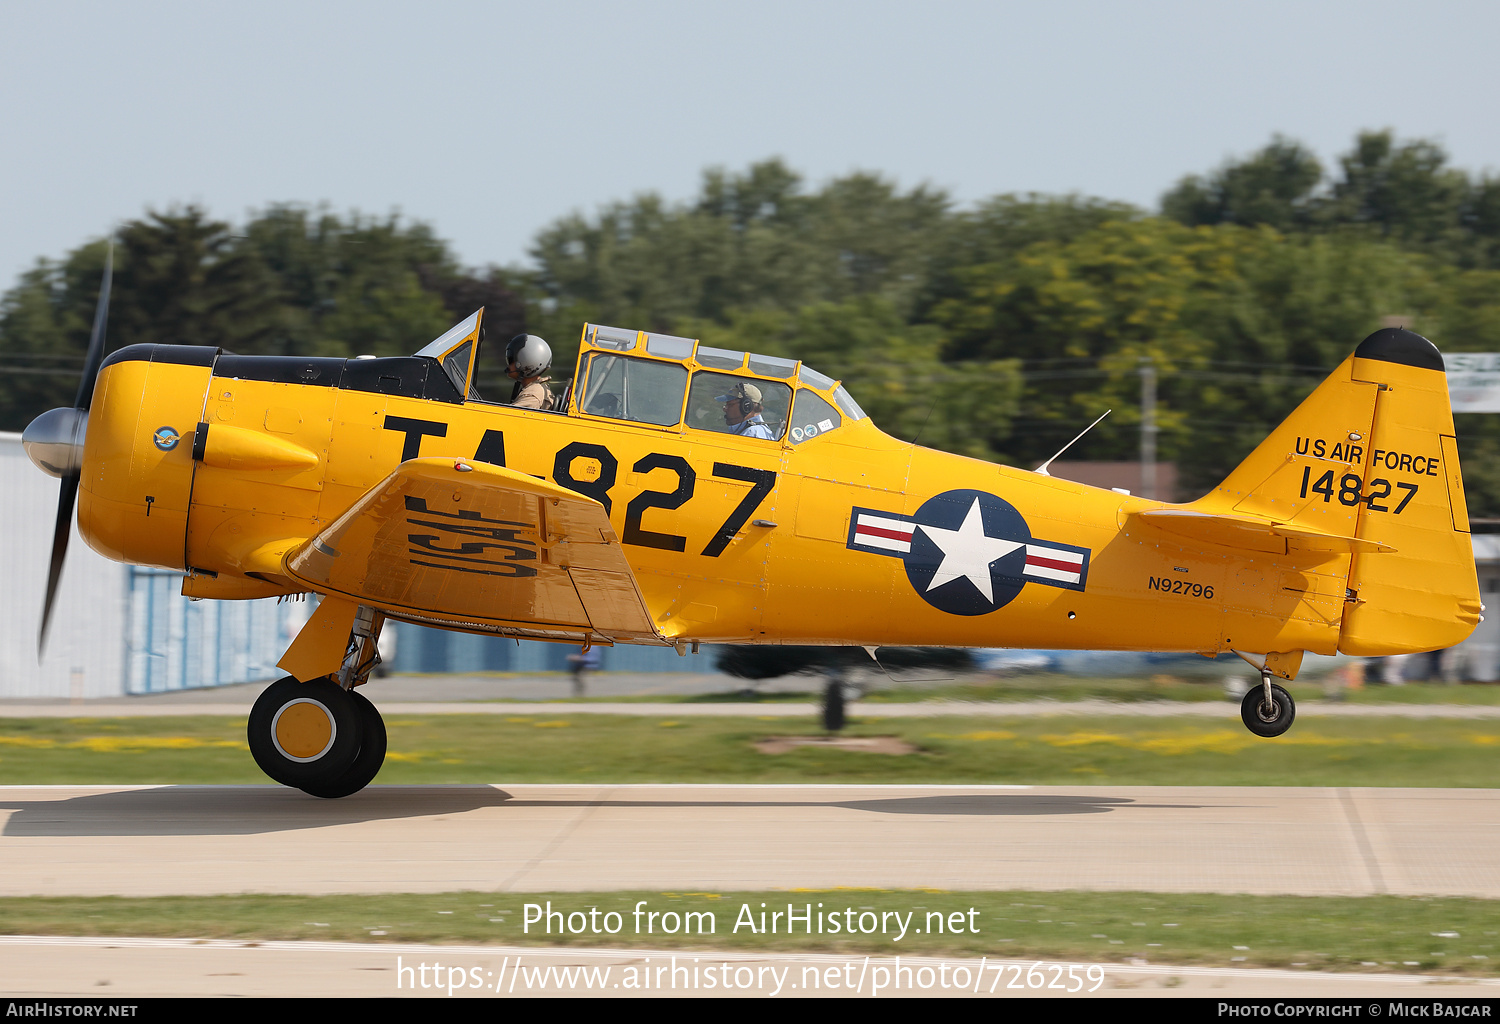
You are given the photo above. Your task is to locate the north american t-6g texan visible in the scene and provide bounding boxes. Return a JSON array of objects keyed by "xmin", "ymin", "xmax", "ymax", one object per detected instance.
[{"xmin": 22, "ymin": 255, "xmax": 1481, "ymax": 797}]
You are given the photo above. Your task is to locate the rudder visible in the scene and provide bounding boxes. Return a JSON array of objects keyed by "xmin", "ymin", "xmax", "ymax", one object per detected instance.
[{"xmin": 1338, "ymin": 329, "xmax": 1480, "ymax": 655}]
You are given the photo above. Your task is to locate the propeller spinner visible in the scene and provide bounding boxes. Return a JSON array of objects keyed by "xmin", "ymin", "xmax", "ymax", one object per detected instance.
[{"xmin": 22, "ymin": 245, "xmax": 112, "ymax": 656}]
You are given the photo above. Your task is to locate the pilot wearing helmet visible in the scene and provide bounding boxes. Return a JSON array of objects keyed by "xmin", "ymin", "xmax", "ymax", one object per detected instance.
[
  {"xmin": 506, "ymin": 334, "xmax": 555, "ymax": 410},
  {"xmin": 717, "ymin": 381, "xmax": 774, "ymax": 439}
]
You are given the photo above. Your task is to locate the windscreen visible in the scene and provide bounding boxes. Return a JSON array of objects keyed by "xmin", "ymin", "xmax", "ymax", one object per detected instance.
[{"xmin": 580, "ymin": 353, "xmax": 688, "ymax": 426}]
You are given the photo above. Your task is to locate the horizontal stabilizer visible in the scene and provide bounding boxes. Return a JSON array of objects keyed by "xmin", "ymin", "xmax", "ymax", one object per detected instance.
[{"xmin": 1133, "ymin": 508, "xmax": 1395, "ymax": 554}]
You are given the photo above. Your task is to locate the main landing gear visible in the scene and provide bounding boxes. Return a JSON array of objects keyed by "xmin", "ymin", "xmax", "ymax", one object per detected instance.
[
  {"xmin": 248, "ymin": 606, "xmax": 389, "ymax": 798},
  {"xmin": 1240, "ymin": 671, "xmax": 1296, "ymax": 738}
]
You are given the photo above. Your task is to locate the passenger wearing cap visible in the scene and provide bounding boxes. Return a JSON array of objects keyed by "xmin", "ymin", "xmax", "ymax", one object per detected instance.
[
  {"xmin": 717, "ymin": 381, "xmax": 774, "ymax": 439},
  {"xmin": 506, "ymin": 334, "xmax": 555, "ymax": 410}
]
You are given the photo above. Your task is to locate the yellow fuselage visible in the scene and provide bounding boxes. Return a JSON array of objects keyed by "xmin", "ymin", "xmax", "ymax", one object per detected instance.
[{"xmin": 77, "ymin": 342, "xmax": 1360, "ymax": 659}]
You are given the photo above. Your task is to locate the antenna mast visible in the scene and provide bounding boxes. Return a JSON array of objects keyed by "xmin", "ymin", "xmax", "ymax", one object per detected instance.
[{"xmin": 1034, "ymin": 410, "xmax": 1111, "ymax": 477}]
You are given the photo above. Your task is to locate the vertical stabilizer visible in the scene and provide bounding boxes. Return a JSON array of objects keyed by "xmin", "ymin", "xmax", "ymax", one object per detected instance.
[{"xmin": 1202, "ymin": 328, "xmax": 1480, "ymax": 656}]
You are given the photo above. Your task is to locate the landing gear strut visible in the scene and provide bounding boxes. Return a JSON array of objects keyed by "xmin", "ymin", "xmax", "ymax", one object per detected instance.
[
  {"xmin": 822, "ymin": 679, "xmax": 846, "ymax": 732},
  {"xmin": 248, "ymin": 605, "xmax": 389, "ymax": 797},
  {"xmin": 1240, "ymin": 670, "xmax": 1296, "ymax": 738}
]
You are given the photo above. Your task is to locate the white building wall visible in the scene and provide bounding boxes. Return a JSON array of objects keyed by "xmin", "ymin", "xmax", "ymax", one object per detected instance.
[{"xmin": 0, "ymin": 433, "xmax": 127, "ymax": 698}]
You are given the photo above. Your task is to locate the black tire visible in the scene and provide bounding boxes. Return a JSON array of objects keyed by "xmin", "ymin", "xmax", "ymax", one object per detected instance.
[
  {"xmin": 300, "ymin": 689, "xmax": 387, "ymax": 799},
  {"xmin": 247, "ymin": 676, "xmax": 361, "ymax": 788},
  {"xmin": 1241, "ymin": 681, "xmax": 1296, "ymax": 738},
  {"xmin": 822, "ymin": 680, "xmax": 845, "ymax": 732}
]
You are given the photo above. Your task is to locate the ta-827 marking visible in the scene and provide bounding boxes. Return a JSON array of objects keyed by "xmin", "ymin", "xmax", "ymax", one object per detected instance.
[
  {"xmin": 383, "ymin": 419, "xmax": 777, "ymax": 557},
  {"xmin": 1299, "ymin": 468, "xmax": 1418, "ymax": 513},
  {"xmin": 1147, "ymin": 576, "xmax": 1215, "ymax": 599}
]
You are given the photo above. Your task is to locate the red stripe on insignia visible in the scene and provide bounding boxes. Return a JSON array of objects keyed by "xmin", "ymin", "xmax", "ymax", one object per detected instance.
[
  {"xmin": 857, "ymin": 525, "xmax": 914, "ymax": 542},
  {"xmin": 1026, "ymin": 554, "xmax": 1081, "ymax": 573}
]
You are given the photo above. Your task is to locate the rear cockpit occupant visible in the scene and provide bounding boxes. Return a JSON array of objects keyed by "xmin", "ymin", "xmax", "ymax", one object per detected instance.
[
  {"xmin": 506, "ymin": 334, "xmax": 555, "ymax": 410},
  {"xmin": 717, "ymin": 381, "xmax": 774, "ymax": 439}
]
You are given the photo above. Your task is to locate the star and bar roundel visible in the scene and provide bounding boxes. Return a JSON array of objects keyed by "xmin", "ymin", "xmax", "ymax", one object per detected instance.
[{"xmin": 847, "ymin": 489, "xmax": 1091, "ymax": 616}]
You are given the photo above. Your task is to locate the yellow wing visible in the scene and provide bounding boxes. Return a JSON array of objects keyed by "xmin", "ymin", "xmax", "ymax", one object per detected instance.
[{"xmin": 282, "ymin": 457, "xmax": 663, "ymax": 645}]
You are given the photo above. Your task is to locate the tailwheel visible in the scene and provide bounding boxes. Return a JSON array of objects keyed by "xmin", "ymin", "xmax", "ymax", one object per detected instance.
[
  {"xmin": 299, "ymin": 688, "xmax": 387, "ymax": 799},
  {"xmin": 1240, "ymin": 675, "xmax": 1296, "ymax": 738},
  {"xmin": 248, "ymin": 676, "xmax": 361, "ymax": 789}
]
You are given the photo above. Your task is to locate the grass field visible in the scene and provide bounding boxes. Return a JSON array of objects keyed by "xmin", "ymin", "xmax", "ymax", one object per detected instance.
[
  {"xmin": 505, "ymin": 674, "xmax": 1500, "ymax": 706},
  {"xmin": 0, "ymin": 889, "xmax": 1494, "ymax": 975},
  {"xmin": 859, "ymin": 674, "xmax": 1500, "ymax": 706},
  {"xmin": 1, "ymin": 710, "xmax": 1497, "ymax": 787}
]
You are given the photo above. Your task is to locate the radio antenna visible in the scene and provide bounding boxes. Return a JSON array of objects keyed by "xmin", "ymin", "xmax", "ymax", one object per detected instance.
[{"xmin": 1034, "ymin": 409, "xmax": 1111, "ymax": 477}]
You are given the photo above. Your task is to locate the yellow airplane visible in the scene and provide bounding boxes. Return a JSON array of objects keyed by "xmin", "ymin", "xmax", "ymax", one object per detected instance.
[{"xmin": 22, "ymin": 257, "xmax": 1481, "ymax": 797}]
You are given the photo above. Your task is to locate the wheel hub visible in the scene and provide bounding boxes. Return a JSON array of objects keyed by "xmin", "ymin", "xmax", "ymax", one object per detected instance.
[{"xmin": 272, "ymin": 699, "xmax": 336, "ymax": 761}]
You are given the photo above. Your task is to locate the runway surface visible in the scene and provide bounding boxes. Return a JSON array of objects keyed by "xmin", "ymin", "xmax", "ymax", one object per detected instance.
[{"xmin": 1, "ymin": 784, "xmax": 1497, "ymax": 898}]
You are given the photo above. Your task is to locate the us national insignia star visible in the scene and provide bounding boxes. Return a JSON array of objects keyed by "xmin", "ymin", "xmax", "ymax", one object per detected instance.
[{"xmin": 847, "ymin": 488, "xmax": 1091, "ymax": 616}]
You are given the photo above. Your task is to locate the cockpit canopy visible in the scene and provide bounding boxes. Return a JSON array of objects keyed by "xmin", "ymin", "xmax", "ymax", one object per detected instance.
[
  {"xmin": 573, "ymin": 324, "xmax": 865, "ymax": 444},
  {"xmin": 412, "ymin": 314, "xmax": 866, "ymax": 444}
]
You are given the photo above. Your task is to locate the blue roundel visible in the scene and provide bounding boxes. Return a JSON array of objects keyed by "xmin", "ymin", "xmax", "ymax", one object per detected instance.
[
  {"xmin": 902, "ymin": 489, "xmax": 1033, "ymax": 616},
  {"xmin": 153, "ymin": 426, "xmax": 180, "ymax": 451},
  {"xmin": 847, "ymin": 490, "xmax": 1092, "ymax": 616}
]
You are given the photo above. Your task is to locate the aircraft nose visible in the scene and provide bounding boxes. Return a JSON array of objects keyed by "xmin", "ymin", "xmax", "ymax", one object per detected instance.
[{"xmin": 22, "ymin": 407, "xmax": 89, "ymax": 478}]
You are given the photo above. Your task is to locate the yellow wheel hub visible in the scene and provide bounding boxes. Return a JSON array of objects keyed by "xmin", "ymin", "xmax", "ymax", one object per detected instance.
[{"xmin": 272, "ymin": 699, "xmax": 335, "ymax": 761}]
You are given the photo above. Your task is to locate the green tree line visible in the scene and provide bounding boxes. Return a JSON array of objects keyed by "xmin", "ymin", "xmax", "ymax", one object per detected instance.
[
  {"xmin": 7, "ymin": 130, "xmax": 1500, "ymax": 512},
  {"xmin": 0, "ymin": 207, "xmax": 526, "ymax": 424}
]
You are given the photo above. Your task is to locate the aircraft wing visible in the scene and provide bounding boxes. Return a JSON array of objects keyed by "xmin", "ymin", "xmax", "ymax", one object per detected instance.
[
  {"xmin": 282, "ymin": 458, "xmax": 663, "ymax": 644},
  {"xmin": 1131, "ymin": 508, "xmax": 1394, "ymax": 554}
]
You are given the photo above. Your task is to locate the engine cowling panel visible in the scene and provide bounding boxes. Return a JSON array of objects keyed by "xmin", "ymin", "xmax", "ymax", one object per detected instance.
[{"xmin": 77, "ymin": 345, "xmax": 215, "ymax": 571}]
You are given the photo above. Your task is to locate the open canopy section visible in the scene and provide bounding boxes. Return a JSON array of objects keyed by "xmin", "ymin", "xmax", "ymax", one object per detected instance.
[{"xmin": 415, "ymin": 309, "xmax": 483, "ymax": 398}]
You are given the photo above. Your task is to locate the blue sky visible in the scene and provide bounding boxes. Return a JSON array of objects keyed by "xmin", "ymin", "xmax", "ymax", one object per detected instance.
[{"xmin": 3, "ymin": 0, "xmax": 1498, "ymax": 285}]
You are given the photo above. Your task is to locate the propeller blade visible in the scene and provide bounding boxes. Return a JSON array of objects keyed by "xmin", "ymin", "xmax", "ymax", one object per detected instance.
[
  {"xmin": 38, "ymin": 475, "xmax": 80, "ymax": 657},
  {"xmin": 41, "ymin": 244, "xmax": 112, "ymax": 657},
  {"xmin": 73, "ymin": 243, "xmax": 112, "ymax": 412}
]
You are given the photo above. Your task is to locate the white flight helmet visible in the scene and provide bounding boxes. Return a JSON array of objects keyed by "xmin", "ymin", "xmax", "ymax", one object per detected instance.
[{"xmin": 506, "ymin": 334, "xmax": 552, "ymax": 378}]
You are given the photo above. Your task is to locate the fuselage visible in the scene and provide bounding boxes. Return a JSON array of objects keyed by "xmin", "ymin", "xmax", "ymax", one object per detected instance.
[{"xmin": 75, "ymin": 335, "xmax": 1353, "ymax": 659}]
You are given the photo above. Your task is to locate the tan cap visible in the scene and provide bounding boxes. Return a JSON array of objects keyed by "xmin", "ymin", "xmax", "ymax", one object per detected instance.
[{"xmin": 715, "ymin": 381, "xmax": 763, "ymax": 403}]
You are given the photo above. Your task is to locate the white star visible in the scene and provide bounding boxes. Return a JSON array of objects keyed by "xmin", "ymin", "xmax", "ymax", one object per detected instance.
[{"xmin": 919, "ymin": 498, "xmax": 1023, "ymax": 603}]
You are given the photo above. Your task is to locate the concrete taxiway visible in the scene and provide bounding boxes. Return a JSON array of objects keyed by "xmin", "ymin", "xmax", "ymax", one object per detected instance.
[{"xmin": 0, "ymin": 784, "xmax": 1497, "ymax": 898}]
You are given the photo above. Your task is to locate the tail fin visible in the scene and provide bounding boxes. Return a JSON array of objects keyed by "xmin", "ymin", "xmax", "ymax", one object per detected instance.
[{"xmin": 1202, "ymin": 328, "xmax": 1480, "ymax": 656}]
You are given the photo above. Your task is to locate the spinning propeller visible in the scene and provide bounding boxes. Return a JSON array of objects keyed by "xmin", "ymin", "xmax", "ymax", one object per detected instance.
[{"xmin": 22, "ymin": 246, "xmax": 112, "ymax": 656}]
